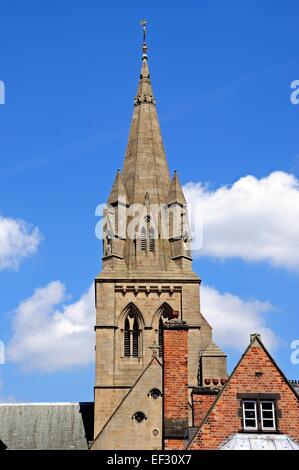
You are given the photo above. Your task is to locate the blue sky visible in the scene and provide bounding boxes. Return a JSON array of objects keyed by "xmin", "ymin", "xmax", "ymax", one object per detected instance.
[{"xmin": 0, "ymin": 0, "xmax": 299, "ymax": 402}]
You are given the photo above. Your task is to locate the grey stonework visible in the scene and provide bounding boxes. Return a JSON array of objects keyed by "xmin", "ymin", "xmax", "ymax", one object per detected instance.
[{"xmin": 93, "ymin": 38, "xmax": 227, "ymax": 449}]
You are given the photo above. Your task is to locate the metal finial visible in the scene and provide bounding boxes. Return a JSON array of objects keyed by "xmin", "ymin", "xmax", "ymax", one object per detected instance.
[
  {"xmin": 141, "ymin": 19, "xmax": 147, "ymax": 43},
  {"xmin": 140, "ymin": 19, "xmax": 148, "ymax": 59}
]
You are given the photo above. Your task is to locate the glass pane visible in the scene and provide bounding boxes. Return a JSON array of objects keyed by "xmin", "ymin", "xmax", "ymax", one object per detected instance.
[
  {"xmin": 245, "ymin": 410, "xmax": 256, "ymax": 419},
  {"xmin": 262, "ymin": 420, "xmax": 275, "ymax": 428},
  {"xmin": 262, "ymin": 411, "xmax": 273, "ymax": 419},
  {"xmin": 244, "ymin": 402, "xmax": 255, "ymax": 409},
  {"xmin": 261, "ymin": 402, "xmax": 273, "ymax": 410},
  {"xmin": 245, "ymin": 419, "xmax": 256, "ymax": 428}
]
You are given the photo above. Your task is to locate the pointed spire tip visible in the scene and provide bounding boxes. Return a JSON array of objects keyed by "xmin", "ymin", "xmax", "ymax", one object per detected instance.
[{"xmin": 140, "ymin": 19, "xmax": 148, "ymax": 60}]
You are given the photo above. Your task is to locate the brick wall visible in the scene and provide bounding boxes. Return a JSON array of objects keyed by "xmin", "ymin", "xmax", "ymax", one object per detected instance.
[
  {"xmin": 189, "ymin": 341, "xmax": 299, "ymax": 449},
  {"xmin": 192, "ymin": 392, "xmax": 217, "ymax": 428},
  {"xmin": 164, "ymin": 439, "xmax": 186, "ymax": 450}
]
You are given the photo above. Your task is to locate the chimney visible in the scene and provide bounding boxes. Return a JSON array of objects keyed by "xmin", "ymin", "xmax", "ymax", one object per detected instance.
[{"xmin": 163, "ymin": 310, "xmax": 189, "ymax": 447}]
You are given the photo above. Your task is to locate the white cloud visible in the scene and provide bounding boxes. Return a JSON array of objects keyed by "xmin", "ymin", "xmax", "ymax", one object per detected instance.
[
  {"xmin": 6, "ymin": 279, "xmax": 277, "ymax": 372},
  {"xmin": 201, "ymin": 285, "xmax": 278, "ymax": 351},
  {"xmin": 0, "ymin": 215, "xmax": 41, "ymax": 270},
  {"xmin": 184, "ymin": 171, "xmax": 299, "ymax": 269},
  {"xmin": 7, "ymin": 282, "xmax": 95, "ymax": 373}
]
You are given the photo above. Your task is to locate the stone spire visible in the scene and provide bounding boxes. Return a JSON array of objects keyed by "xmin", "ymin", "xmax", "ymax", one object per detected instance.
[
  {"xmin": 121, "ymin": 20, "xmax": 171, "ymax": 205},
  {"xmin": 103, "ymin": 22, "xmax": 192, "ymax": 272},
  {"xmin": 107, "ymin": 169, "xmax": 127, "ymax": 205},
  {"xmin": 168, "ymin": 171, "xmax": 187, "ymax": 206}
]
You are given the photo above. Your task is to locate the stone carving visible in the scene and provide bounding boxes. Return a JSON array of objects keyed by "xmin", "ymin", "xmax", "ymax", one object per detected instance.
[{"xmin": 134, "ymin": 94, "xmax": 156, "ymax": 106}]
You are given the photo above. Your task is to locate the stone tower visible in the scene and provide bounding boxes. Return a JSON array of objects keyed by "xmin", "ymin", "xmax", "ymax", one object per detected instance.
[{"xmin": 92, "ymin": 23, "xmax": 227, "ymax": 450}]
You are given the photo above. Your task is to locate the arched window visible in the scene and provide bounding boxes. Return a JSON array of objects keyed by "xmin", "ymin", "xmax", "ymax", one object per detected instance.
[
  {"xmin": 124, "ymin": 317, "xmax": 130, "ymax": 357},
  {"xmin": 123, "ymin": 306, "xmax": 142, "ymax": 358},
  {"xmin": 141, "ymin": 227, "xmax": 147, "ymax": 252}
]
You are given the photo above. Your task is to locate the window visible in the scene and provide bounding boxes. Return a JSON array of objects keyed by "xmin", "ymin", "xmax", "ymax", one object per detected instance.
[
  {"xmin": 148, "ymin": 388, "xmax": 162, "ymax": 399},
  {"xmin": 132, "ymin": 319, "xmax": 139, "ymax": 357},
  {"xmin": 149, "ymin": 227, "xmax": 155, "ymax": 252},
  {"xmin": 132, "ymin": 412, "xmax": 147, "ymax": 423},
  {"xmin": 124, "ymin": 317, "xmax": 130, "ymax": 357},
  {"xmin": 149, "ymin": 237, "xmax": 155, "ymax": 252},
  {"xmin": 124, "ymin": 311, "xmax": 140, "ymax": 358},
  {"xmin": 141, "ymin": 227, "xmax": 147, "ymax": 252},
  {"xmin": 260, "ymin": 401, "xmax": 276, "ymax": 431},
  {"xmin": 140, "ymin": 226, "xmax": 156, "ymax": 253},
  {"xmin": 242, "ymin": 400, "xmax": 276, "ymax": 432},
  {"xmin": 243, "ymin": 401, "xmax": 258, "ymax": 430}
]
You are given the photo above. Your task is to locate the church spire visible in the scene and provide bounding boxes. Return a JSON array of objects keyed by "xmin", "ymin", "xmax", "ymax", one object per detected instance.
[
  {"xmin": 121, "ymin": 20, "xmax": 171, "ymax": 205},
  {"xmin": 104, "ymin": 22, "xmax": 192, "ymax": 272},
  {"xmin": 141, "ymin": 19, "xmax": 148, "ymax": 60}
]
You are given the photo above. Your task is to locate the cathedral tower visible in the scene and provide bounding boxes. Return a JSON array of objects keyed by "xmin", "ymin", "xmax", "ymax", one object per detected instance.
[{"xmin": 92, "ymin": 22, "xmax": 227, "ymax": 450}]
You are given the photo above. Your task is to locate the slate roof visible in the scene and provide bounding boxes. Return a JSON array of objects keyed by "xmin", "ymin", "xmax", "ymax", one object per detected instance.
[
  {"xmin": 0, "ymin": 402, "xmax": 94, "ymax": 450},
  {"xmin": 289, "ymin": 380, "xmax": 299, "ymax": 396}
]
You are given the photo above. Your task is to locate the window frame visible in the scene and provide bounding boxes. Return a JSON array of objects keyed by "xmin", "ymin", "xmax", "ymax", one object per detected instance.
[
  {"xmin": 123, "ymin": 311, "xmax": 141, "ymax": 359},
  {"xmin": 242, "ymin": 400, "xmax": 258, "ymax": 431},
  {"xmin": 260, "ymin": 400, "xmax": 276, "ymax": 431},
  {"xmin": 241, "ymin": 399, "xmax": 277, "ymax": 432}
]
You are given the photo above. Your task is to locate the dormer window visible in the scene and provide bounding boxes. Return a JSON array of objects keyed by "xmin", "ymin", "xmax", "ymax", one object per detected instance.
[
  {"xmin": 260, "ymin": 401, "xmax": 276, "ymax": 430},
  {"xmin": 243, "ymin": 401, "xmax": 258, "ymax": 430},
  {"xmin": 242, "ymin": 400, "xmax": 276, "ymax": 431}
]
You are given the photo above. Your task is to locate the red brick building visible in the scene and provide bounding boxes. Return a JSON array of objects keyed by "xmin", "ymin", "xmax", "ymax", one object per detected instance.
[{"xmin": 163, "ymin": 316, "xmax": 299, "ymax": 450}]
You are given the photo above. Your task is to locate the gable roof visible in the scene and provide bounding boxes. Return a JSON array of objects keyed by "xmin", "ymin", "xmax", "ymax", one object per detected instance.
[
  {"xmin": 91, "ymin": 356, "xmax": 162, "ymax": 449},
  {"xmin": 188, "ymin": 334, "xmax": 299, "ymax": 449}
]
